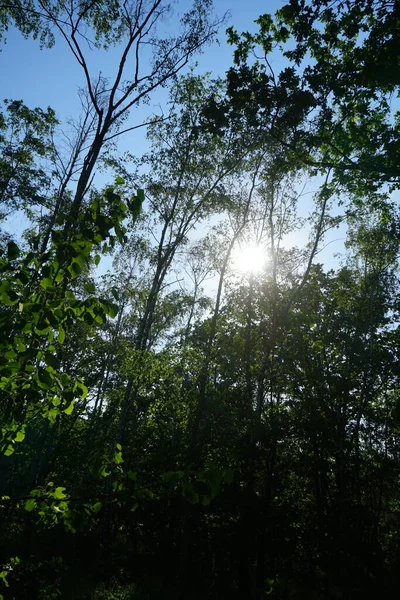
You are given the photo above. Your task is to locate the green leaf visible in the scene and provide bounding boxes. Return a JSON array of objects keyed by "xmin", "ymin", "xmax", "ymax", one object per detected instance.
[
  {"xmin": 265, "ymin": 578, "xmax": 275, "ymax": 594},
  {"xmin": 46, "ymin": 407, "xmax": 59, "ymax": 424},
  {"xmin": 7, "ymin": 241, "xmax": 20, "ymax": 260},
  {"xmin": 53, "ymin": 487, "xmax": 66, "ymax": 499},
  {"xmin": 114, "ymin": 451, "xmax": 124, "ymax": 465},
  {"xmin": 34, "ymin": 320, "xmax": 51, "ymax": 335},
  {"xmin": 0, "ymin": 280, "xmax": 11, "ymax": 292},
  {"xmin": 115, "ymin": 175, "xmax": 124, "ymax": 185},
  {"xmin": 223, "ymin": 468, "xmax": 234, "ymax": 485},
  {"xmin": 63, "ymin": 401, "xmax": 74, "ymax": 415},
  {"xmin": 1, "ymin": 290, "xmax": 19, "ymax": 306},
  {"xmin": 4, "ymin": 445, "xmax": 14, "ymax": 457},
  {"xmin": 58, "ymin": 327, "xmax": 65, "ymax": 344},
  {"xmin": 201, "ymin": 495, "xmax": 211, "ymax": 507},
  {"xmin": 73, "ymin": 253, "xmax": 85, "ymax": 267},
  {"xmin": 84, "ymin": 282, "xmax": 96, "ymax": 294},
  {"xmin": 14, "ymin": 430, "xmax": 25, "ymax": 443},
  {"xmin": 6, "ymin": 362, "xmax": 21, "ymax": 373},
  {"xmin": 75, "ymin": 380, "xmax": 88, "ymax": 399},
  {"xmin": 40, "ymin": 277, "xmax": 56, "ymax": 291},
  {"xmin": 44, "ymin": 352, "xmax": 60, "ymax": 370},
  {"xmin": 0, "ymin": 571, "xmax": 8, "ymax": 587},
  {"xmin": 36, "ymin": 368, "xmax": 53, "ymax": 390},
  {"xmin": 24, "ymin": 498, "xmax": 36, "ymax": 512},
  {"xmin": 100, "ymin": 299, "xmax": 119, "ymax": 318},
  {"xmin": 137, "ymin": 188, "xmax": 145, "ymax": 203},
  {"xmin": 182, "ymin": 481, "xmax": 199, "ymax": 504},
  {"xmin": 92, "ymin": 501, "xmax": 102, "ymax": 514},
  {"xmin": 99, "ymin": 466, "xmax": 111, "ymax": 478},
  {"xmin": 68, "ymin": 262, "xmax": 81, "ymax": 278}
]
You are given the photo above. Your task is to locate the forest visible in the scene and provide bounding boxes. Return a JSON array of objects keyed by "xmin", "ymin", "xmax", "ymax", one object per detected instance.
[{"xmin": 0, "ymin": 0, "xmax": 399, "ymax": 598}]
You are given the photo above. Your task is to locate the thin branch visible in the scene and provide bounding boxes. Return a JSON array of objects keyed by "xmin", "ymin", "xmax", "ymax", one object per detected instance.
[{"xmin": 102, "ymin": 115, "xmax": 167, "ymax": 143}]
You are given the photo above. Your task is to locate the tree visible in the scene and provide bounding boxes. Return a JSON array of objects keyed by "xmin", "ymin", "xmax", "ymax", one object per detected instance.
[
  {"xmin": 0, "ymin": 100, "xmax": 58, "ymax": 222},
  {"xmin": 110, "ymin": 73, "xmax": 247, "ymax": 448},
  {"xmin": 218, "ymin": 0, "xmax": 400, "ymax": 199},
  {"xmin": 3, "ymin": 1, "xmax": 222, "ymax": 252}
]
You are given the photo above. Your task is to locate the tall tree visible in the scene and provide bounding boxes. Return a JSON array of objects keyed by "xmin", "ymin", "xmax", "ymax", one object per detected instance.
[
  {"xmin": 3, "ymin": 1, "xmax": 222, "ymax": 251},
  {"xmin": 112, "ymin": 73, "xmax": 247, "ymax": 447}
]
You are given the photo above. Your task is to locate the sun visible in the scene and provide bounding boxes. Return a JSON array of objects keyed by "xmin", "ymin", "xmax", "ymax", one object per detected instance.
[{"xmin": 231, "ymin": 242, "xmax": 266, "ymax": 274}]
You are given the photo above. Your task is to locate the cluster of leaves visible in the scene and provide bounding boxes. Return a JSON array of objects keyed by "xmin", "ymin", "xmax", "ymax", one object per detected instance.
[
  {"xmin": 0, "ymin": 181, "xmax": 139, "ymax": 434},
  {"xmin": 211, "ymin": 0, "xmax": 400, "ymax": 198},
  {"xmin": 0, "ymin": 100, "xmax": 58, "ymax": 220}
]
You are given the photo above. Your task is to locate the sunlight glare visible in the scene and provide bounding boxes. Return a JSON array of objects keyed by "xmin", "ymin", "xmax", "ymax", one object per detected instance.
[{"xmin": 232, "ymin": 243, "xmax": 266, "ymax": 274}]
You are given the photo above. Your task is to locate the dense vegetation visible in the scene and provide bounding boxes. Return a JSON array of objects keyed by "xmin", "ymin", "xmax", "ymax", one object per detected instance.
[{"xmin": 0, "ymin": 1, "xmax": 399, "ymax": 598}]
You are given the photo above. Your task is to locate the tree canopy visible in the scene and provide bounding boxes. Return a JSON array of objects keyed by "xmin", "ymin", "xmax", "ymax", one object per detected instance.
[{"xmin": 0, "ymin": 1, "xmax": 399, "ymax": 599}]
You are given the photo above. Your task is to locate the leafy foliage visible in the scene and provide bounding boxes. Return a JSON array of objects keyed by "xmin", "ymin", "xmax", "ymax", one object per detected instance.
[
  {"xmin": 1, "ymin": 2, "xmax": 400, "ymax": 599},
  {"xmin": 219, "ymin": 0, "xmax": 400, "ymax": 198}
]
